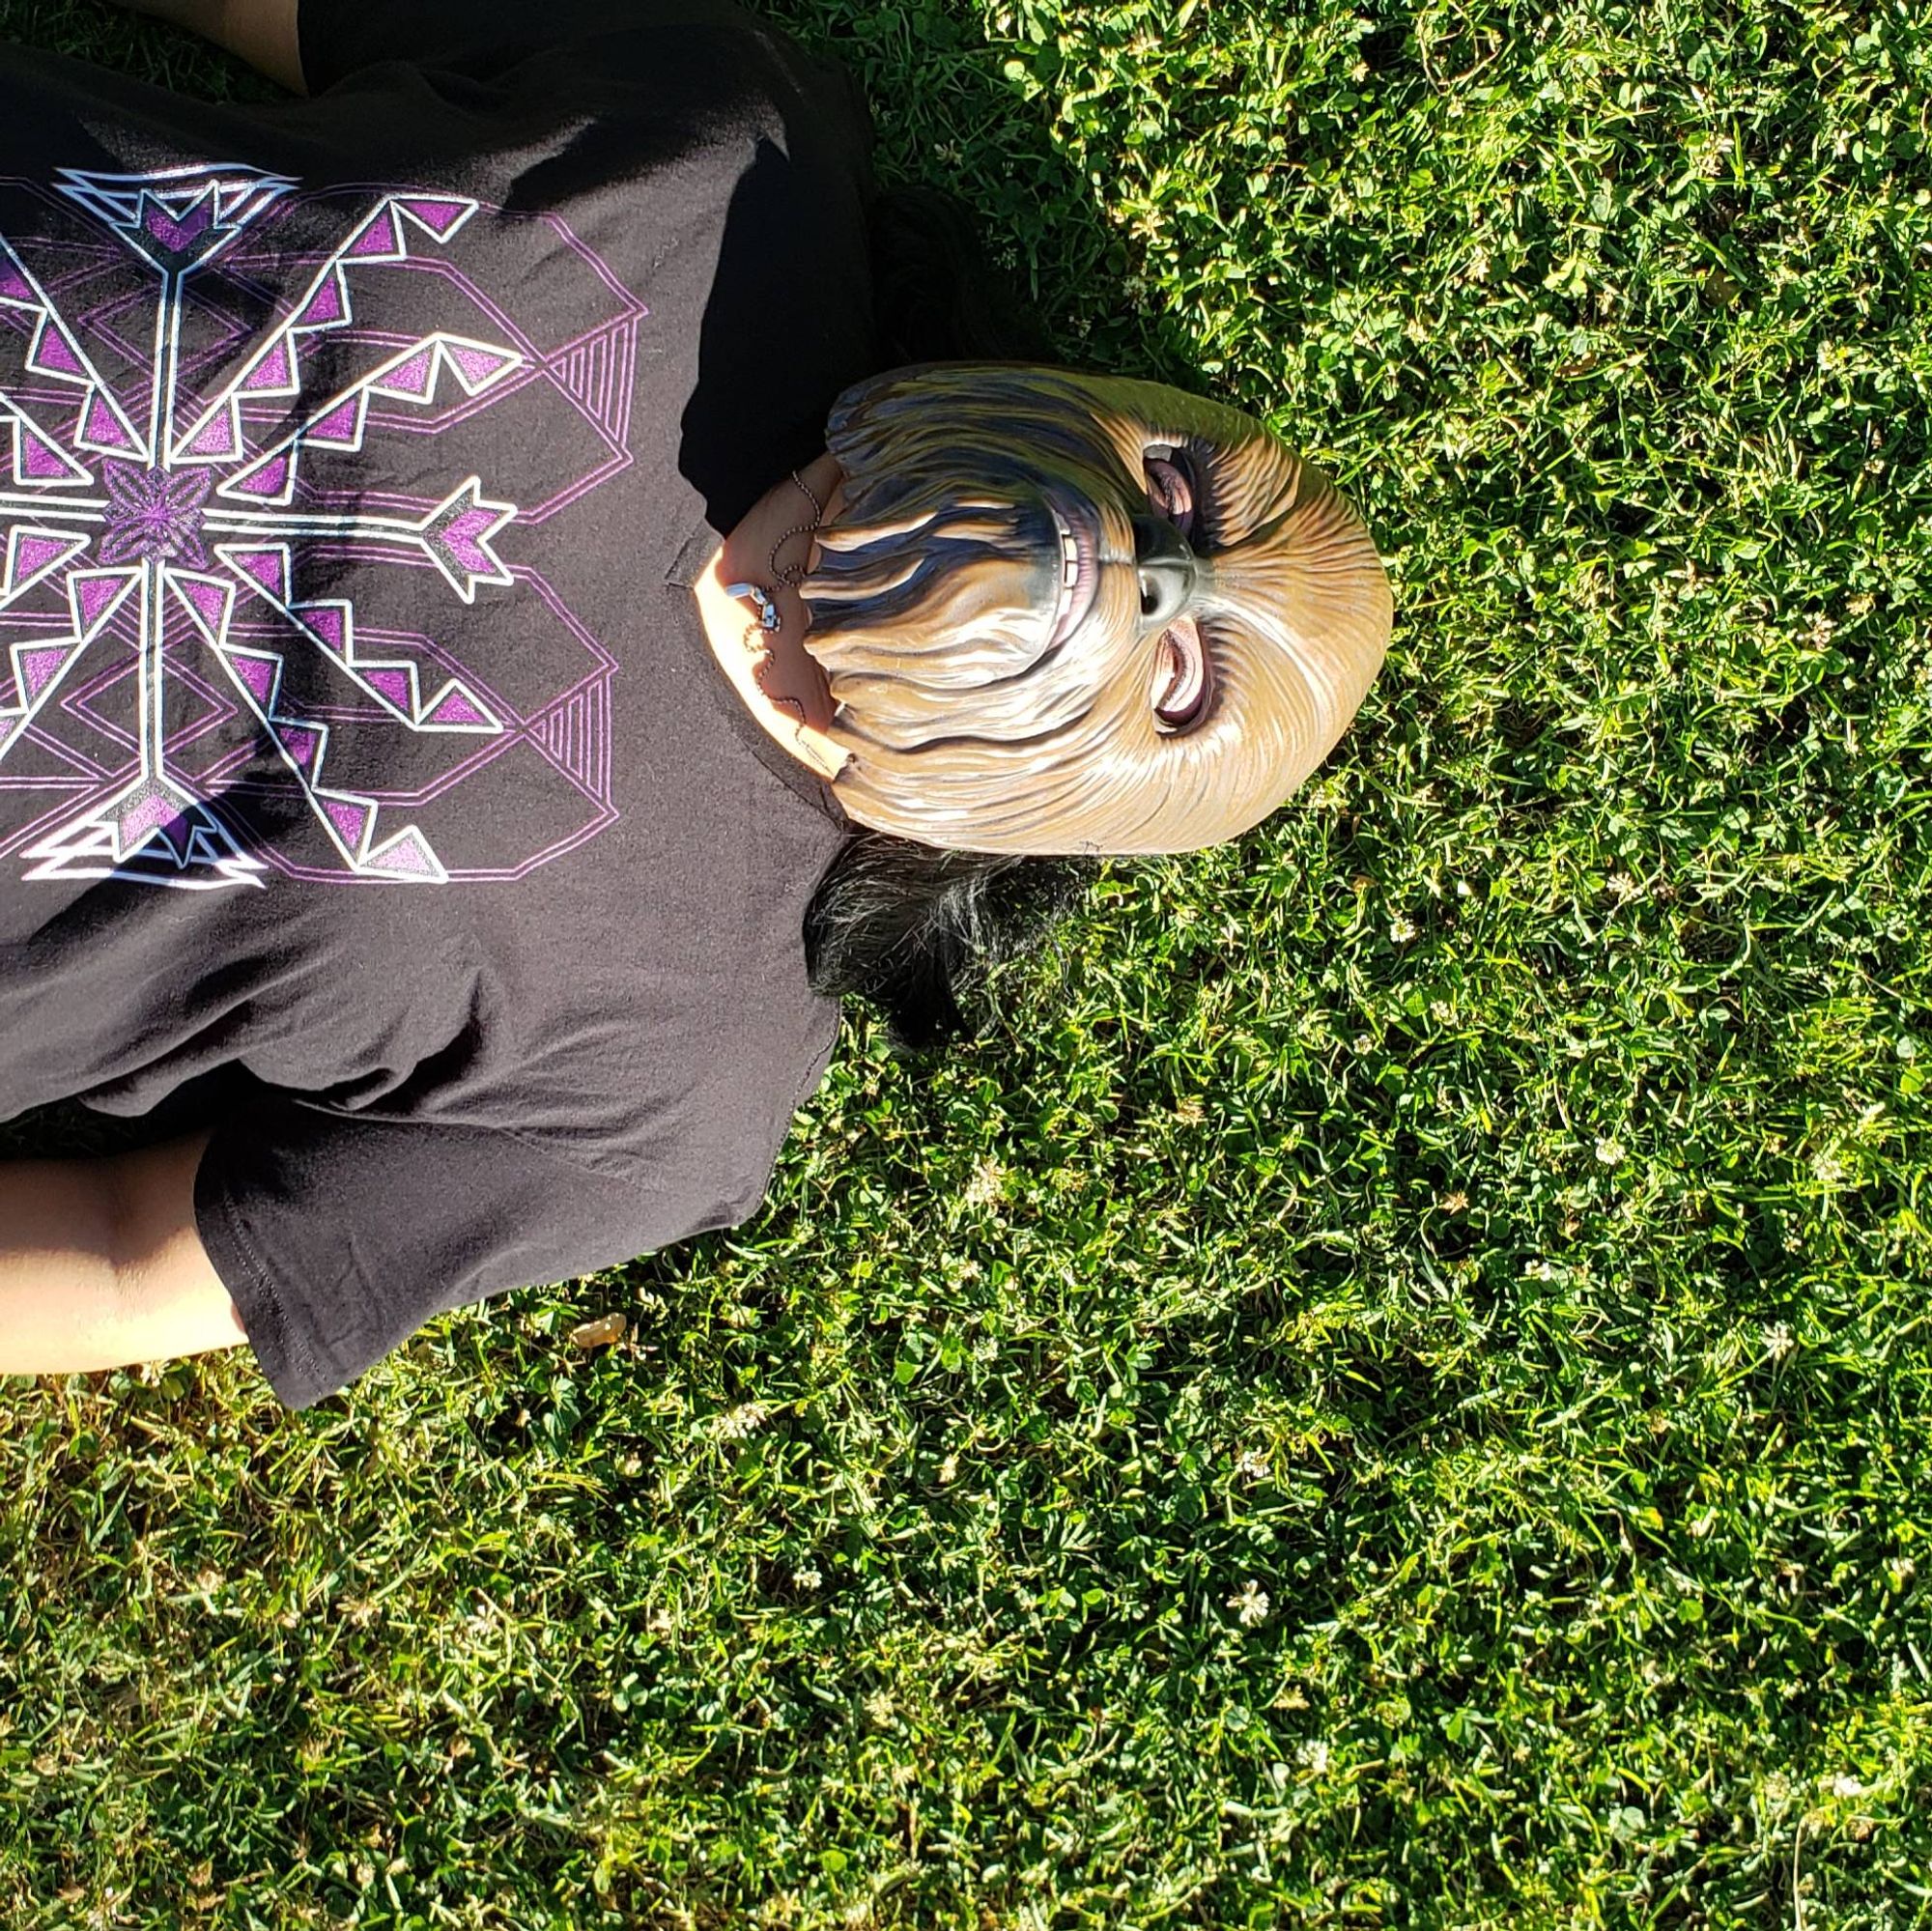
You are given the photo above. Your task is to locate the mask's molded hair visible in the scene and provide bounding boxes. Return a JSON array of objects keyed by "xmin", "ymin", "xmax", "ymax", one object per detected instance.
[{"xmin": 802, "ymin": 363, "xmax": 1393, "ymax": 858}]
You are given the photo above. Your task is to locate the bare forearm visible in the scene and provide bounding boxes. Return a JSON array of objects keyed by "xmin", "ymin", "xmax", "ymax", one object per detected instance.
[
  {"xmin": 109, "ymin": 0, "xmax": 305, "ymax": 93},
  {"xmin": 0, "ymin": 1136, "xmax": 245, "ymax": 1378},
  {"xmin": 0, "ymin": 1156, "xmax": 126, "ymax": 1373}
]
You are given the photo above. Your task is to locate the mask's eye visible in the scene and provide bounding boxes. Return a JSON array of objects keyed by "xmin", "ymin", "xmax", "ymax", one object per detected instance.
[
  {"xmin": 1144, "ymin": 448, "xmax": 1196, "ymax": 542},
  {"xmin": 1151, "ymin": 613, "xmax": 1212, "ymax": 732}
]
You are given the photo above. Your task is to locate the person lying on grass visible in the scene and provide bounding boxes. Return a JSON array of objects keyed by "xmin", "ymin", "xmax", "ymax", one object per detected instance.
[{"xmin": 0, "ymin": 0, "xmax": 1391, "ymax": 1407}]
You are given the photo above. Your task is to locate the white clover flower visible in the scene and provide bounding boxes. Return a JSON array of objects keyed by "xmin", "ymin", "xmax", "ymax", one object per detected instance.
[
  {"xmin": 1295, "ymin": 1738, "xmax": 1330, "ymax": 1773},
  {"xmin": 792, "ymin": 1567, "xmax": 822, "ymax": 1592},
  {"xmin": 1606, "ymin": 1804, "xmax": 1646, "ymax": 1841},
  {"xmin": 1389, "ymin": 915, "xmax": 1418, "ymax": 945},
  {"xmin": 1228, "ymin": 1580, "xmax": 1270, "ymax": 1628},
  {"xmin": 714, "ymin": 1401, "xmax": 770, "ymax": 1440},
  {"xmin": 964, "ymin": 1157, "xmax": 1007, "ymax": 1207},
  {"xmin": 1762, "ymin": 1321, "xmax": 1795, "ymax": 1362},
  {"xmin": 1234, "ymin": 1447, "xmax": 1269, "ymax": 1481},
  {"xmin": 1595, "ymin": 1136, "xmax": 1624, "ymax": 1166}
]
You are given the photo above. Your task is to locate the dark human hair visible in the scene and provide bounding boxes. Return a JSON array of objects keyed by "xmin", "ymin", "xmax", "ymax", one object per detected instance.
[
  {"xmin": 803, "ymin": 184, "xmax": 1099, "ymax": 1050},
  {"xmin": 805, "ymin": 833, "xmax": 1097, "ymax": 1051}
]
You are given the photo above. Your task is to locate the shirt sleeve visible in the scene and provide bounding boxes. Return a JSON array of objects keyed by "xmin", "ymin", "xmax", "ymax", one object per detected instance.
[
  {"xmin": 193, "ymin": 1098, "xmax": 775, "ymax": 1410},
  {"xmin": 297, "ymin": 0, "xmax": 761, "ymax": 92}
]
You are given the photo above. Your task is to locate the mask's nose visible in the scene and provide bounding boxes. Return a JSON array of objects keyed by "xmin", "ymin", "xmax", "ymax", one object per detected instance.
[{"xmin": 1131, "ymin": 512, "xmax": 1197, "ymax": 627}]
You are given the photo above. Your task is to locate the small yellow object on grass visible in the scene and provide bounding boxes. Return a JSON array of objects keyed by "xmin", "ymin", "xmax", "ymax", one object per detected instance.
[{"xmin": 568, "ymin": 1314, "xmax": 627, "ymax": 1350}]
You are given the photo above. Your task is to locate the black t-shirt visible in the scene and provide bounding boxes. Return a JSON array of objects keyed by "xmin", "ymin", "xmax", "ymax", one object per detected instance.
[{"xmin": 0, "ymin": 1, "xmax": 876, "ymax": 1406}]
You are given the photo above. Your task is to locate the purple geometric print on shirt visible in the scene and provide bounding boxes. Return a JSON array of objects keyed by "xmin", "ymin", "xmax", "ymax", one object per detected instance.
[
  {"xmin": 99, "ymin": 463, "xmax": 212, "ymax": 566},
  {"xmin": 0, "ymin": 163, "xmax": 644, "ymax": 889}
]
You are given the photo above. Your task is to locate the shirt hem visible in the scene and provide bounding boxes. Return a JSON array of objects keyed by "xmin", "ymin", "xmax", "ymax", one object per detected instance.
[{"xmin": 195, "ymin": 1169, "xmax": 345, "ymax": 1412}]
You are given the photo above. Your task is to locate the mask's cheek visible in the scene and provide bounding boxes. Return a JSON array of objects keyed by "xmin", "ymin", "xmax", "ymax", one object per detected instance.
[
  {"xmin": 1015, "ymin": 579, "xmax": 1169, "ymax": 736},
  {"xmin": 826, "ymin": 659, "xmax": 1101, "ymax": 753}
]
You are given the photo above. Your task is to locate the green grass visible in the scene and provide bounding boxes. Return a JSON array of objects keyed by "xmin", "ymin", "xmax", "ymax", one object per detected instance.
[{"xmin": 3, "ymin": 0, "xmax": 1931, "ymax": 1923}]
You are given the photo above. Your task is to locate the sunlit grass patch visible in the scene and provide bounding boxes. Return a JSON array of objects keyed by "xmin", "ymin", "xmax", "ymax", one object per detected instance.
[{"xmin": 2, "ymin": 0, "xmax": 1929, "ymax": 1924}]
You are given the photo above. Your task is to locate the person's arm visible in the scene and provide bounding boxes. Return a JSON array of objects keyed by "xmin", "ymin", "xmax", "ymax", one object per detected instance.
[
  {"xmin": 104, "ymin": 0, "xmax": 304, "ymax": 94},
  {"xmin": 0, "ymin": 1131, "xmax": 248, "ymax": 1379}
]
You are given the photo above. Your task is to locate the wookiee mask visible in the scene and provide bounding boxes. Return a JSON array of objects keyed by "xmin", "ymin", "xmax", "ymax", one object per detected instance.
[{"xmin": 799, "ymin": 364, "xmax": 1392, "ymax": 856}]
